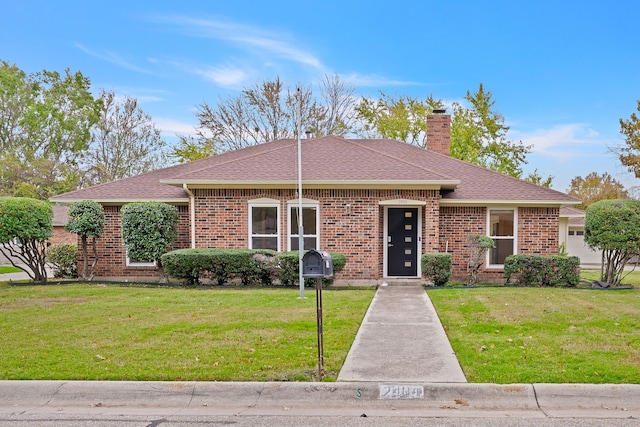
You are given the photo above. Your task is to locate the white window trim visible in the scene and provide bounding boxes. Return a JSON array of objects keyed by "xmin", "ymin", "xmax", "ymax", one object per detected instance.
[
  {"xmin": 286, "ymin": 199, "xmax": 320, "ymax": 251},
  {"xmin": 248, "ymin": 199, "xmax": 281, "ymax": 251},
  {"xmin": 486, "ymin": 207, "xmax": 518, "ymax": 268},
  {"xmin": 125, "ymin": 250, "xmax": 156, "ymax": 267}
]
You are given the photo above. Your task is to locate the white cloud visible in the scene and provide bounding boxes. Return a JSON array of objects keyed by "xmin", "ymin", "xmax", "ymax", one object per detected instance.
[
  {"xmin": 341, "ymin": 72, "xmax": 424, "ymax": 88},
  {"xmin": 154, "ymin": 15, "xmax": 325, "ymax": 71},
  {"xmin": 75, "ymin": 43, "xmax": 151, "ymax": 74},
  {"xmin": 510, "ymin": 123, "xmax": 610, "ymax": 161},
  {"xmin": 154, "ymin": 118, "xmax": 199, "ymax": 137},
  {"xmin": 194, "ymin": 65, "xmax": 249, "ymax": 88}
]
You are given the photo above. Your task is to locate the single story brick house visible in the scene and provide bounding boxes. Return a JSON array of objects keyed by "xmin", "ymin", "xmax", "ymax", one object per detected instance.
[{"xmin": 51, "ymin": 113, "xmax": 580, "ymax": 283}]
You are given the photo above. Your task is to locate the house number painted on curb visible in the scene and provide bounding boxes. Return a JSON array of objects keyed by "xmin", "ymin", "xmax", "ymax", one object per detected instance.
[{"xmin": 379, "ymin": 385, "xmax": 424, "ymax": 399}]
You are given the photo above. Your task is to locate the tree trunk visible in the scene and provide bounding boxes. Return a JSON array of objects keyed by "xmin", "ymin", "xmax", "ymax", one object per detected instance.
[
  {"xmin": 87, "ymin": 236, "xmax": 99, "ymax": 281},
  {"xmin": 80, "ymin": 235, "xmax": 89, "ymax": 280}
]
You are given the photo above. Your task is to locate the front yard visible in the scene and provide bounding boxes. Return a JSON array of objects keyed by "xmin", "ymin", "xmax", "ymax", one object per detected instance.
[
  {"xmin": 0, "ymin": 285, "xmax": 373, "ymax": 381},
  {"xmin": 1, "ymin": 277, "xmax": 639, "ymax": 383},
  {"xmin": 428, "ymin": 286, "xmax": 640, "ymax": 383}
]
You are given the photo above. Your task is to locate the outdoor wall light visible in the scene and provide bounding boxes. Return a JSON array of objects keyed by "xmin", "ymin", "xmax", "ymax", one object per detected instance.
[{"xmin": 345, "ymin": 203, "xmax": 351, "ymax": 215}]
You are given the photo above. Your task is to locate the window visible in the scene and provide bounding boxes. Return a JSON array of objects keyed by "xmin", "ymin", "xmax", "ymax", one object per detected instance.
[
  {"xmin": 126, "ymin": 250, "xmax": 156, "ymax": 267},
  {"xmin": 288, "ymin": 205, "xmax": 319, "ymax": 251},
  {"xmin": 249, "ymin": 203, "xmax": 280, "ymax": 251},
  {"xmin": 488, "ymin": 209, "xmax": 516, "ymax": 266}
]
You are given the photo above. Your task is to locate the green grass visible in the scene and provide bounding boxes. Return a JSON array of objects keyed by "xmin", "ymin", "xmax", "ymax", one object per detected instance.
[
  {"xmin": 3, "ymin": 277, "xmax": 640, "ymax": 384},
  {"xmin": 0, "ymin": 266, "xmax": 22, "ymax": 274},
  {"xmin": 0, "ymin": 284, "xmax": 374, "ymax": 381},
  {"xmin": 427, "ymin": 287, "xmax": 640, "ymax": 384},
  {"xmin": 580, "ymin": 267, "xmax": 640, "ymax": 286}
]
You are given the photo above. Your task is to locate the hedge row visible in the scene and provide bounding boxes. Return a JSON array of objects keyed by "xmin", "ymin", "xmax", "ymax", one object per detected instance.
[
  {"xmin": 161, "ymin": 248, "xmax": 346, "ymax": 287},
  {"xmin": 503, "ymin": 254, "xmax": 580, "ymax": 287}
]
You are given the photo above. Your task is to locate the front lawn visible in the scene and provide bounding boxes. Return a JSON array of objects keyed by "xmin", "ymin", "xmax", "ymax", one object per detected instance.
[
  {"xmin": 428, "ymin": 287, "xmax": 640, "ymax": 383},
  {"xmin": 0, "ymin": 284, "xmax": 374, "ymax": 381},
  {"xmin": 0, "ymin": 266, "xmax": 22, "ymax": 274},
  {"xmin": 2, "ymin": 281, "xmax": 639, "ymax": 384}
]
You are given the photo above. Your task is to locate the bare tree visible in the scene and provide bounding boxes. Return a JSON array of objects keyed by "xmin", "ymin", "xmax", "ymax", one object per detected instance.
[
  {"xmin": 193, "ymin": 74, "xmax": 357, "ymax": 152},
  {"xmin": 82, "ymin": 90, "xmax": 167, "ymax": 186},
  {"xmin": 313, "ymin": 73, "xmax": 356, "ymax": 136}
]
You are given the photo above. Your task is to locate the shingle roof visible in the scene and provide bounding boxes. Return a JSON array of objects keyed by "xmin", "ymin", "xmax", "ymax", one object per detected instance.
[
  {"xmin": 51, "ymin": 135, "xmax": 579, "ymax": 205},
  {"xmin": 52, "ymin": 205, "xmax": 69, "ymax": 226}
]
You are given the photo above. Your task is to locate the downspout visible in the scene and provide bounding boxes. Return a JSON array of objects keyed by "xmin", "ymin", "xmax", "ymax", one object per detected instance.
[{"xmin": 183, "ymin": 184, "xmax": 196, "ymax": 249}]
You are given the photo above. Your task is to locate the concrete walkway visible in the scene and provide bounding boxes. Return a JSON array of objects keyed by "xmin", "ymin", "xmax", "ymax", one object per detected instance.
[{"xmin": 338, "ymin": 284, "xmax": 466, "ymax": 383}]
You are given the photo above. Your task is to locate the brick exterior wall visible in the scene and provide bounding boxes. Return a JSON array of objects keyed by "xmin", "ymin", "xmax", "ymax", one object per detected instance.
[
  {"xmin": 518, "ymin": 207, "xmax": 560, "ymax": 255},
  {"xmin": 48, "ymin": 226, "xmax": 76, "ymax": 246},
  {"xmin": 80, "ymin": 204, "xmax": 191, "ymax": 278},
  {"xmin": 439, "ymin": 206, "xmax": 487, "ymax": 281},
  {"xmin": 88, "ymin": 193, "xmax": 561, "ymax": 283},
  {"xmin": 439, "ymin": 206, "xmax": 560, "ymax": 282},
  {"xmin": 192, "ymin": 188, "xmax": 440, "ymax": 280}
]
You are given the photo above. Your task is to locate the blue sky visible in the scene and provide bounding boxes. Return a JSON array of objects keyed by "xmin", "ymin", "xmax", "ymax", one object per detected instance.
[{"xmin": 2, "ymin": 0, "xmax": 639, "ymax": 192}]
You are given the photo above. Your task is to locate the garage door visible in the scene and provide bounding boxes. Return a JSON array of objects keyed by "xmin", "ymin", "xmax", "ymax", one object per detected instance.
[{"xmin": 566, "ymin": 230, "xmax": 601, "ymax": 265}]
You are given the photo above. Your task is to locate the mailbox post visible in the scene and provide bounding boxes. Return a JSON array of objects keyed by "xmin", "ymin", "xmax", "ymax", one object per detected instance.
[{"xmin": 302, "ymin": 250, "xmax": 333, "ymax": 379}]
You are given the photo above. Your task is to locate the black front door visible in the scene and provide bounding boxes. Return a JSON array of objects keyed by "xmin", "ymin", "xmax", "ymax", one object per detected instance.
[{"xmin": 387, "ymin": 207, "xmax": 418, "ymax": 277}]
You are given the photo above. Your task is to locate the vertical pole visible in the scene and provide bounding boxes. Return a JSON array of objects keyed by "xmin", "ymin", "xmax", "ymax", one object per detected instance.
[
  {"xmin": 296, "ymin": 88, "xmax": 304, "ymax": 298},
  {"xmin": 316, "ymin": 277, "xmax": 324, "ymax": 379}
]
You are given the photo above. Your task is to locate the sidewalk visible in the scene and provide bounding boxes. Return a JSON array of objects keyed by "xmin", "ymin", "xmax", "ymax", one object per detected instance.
[
  {"xmin": 0, "ymin": 271, "xmax": 32, "ymax": 282},
  {"xmin": 338, "ymin": 284, "xmax": 466, "ymax": 382}
]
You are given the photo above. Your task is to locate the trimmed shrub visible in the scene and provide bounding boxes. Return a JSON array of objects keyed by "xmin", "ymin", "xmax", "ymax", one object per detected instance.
[
  {"xmin": 161, "ymin": 248, "xmax": 277, "ymax": 286},
  {"xmin": 421, "ymin": 253, "xmax": 452, "ymax": 286},
  {"xmin": 0, "ymin": 197, "xmax": 52, "ymax": 282},
  {"xmin": 46, "ymin": 243, "xmax": 78, "ymax": 278},
  {"xmin": 504, "ymin": 255, "xmax": 580, "ymax": 287},
  {"xmin": 65, "ymin": 200, "xmax": 104, "ymax": 280},
  {"xmin": 163, "ymin": 249, "xmax": 347, "ymax": 287},
  {"xmin": 467, "ymin": 234, "xmax": 495, "ymax": 286},
  {"xmin": 585, "ymin": 199, "xmax": 640, "ymax": 286},
  {"xmin": 121, "ymin": 202, "xmax": 178, "ymax": 283}
]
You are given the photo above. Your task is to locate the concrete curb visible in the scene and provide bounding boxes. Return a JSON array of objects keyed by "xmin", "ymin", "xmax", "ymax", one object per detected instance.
[
  {"xmin": 534, "ymin": 383, "xmax": 640, "ymax": 418},
  {"xmin": 1, "ymin": 381, "xmax": 638, "ymax": 418}
]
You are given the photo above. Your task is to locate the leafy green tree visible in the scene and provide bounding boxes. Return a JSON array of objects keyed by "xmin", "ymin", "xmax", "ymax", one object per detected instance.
[
  {"xmin": 65, "ymin": 200, "xmax": 104, "ymax": 280},
  {"xmin": 524, "ymin": 169, "xmax": 553, "ymax": 188},
  {"xmin": 567, "ymin": 172, "xmax": 628, "ymax": 209},
  {"xmin": 355, "ymin": 92, "xmax": 443, "ymax": 146},
  {"xmin": 584, "ymin": 199, "xmax": 640, "ymax": 286},
  {"xmin": 0, "ymin": 61, "xmax": 102, "ymax": 198},
  {"xmin": 355, "ymin": 83, "xmax": 534, "ymax": 178},
  {"xmin": 616, "ymin": 100, "xmax": 640, "ymax": 177},
  {"xmin": 450, "ymin": 84, "xmax": 531, "ymax": 178},
  {"xmin": 0, "ymin": 197, "xmax": 52, "ymax": 282},
  {"xmin": 82, "ymin": 90, "xmax": 168, "ymax": 186},
  {"xmin": 121, "ymin": 202, "xmax": 178, "ymax": 282},
  {"xmin": 170, "ymin": 135, "xmax": 217, "ymax": 163}
]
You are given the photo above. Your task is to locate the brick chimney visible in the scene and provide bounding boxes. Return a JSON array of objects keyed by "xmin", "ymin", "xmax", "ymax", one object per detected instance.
[{"xmin": 426, "ymin": 109, "xmax": 451, "ymax": 156}]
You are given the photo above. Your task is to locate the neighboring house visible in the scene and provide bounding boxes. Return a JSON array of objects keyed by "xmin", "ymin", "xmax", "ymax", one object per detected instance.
[
  {"xmin": 49, "ymin": 205, "xmax": 76, "ymax": 246},
  {"xmin": 50, "ymin": 113, "xmax": 580, "ymax": 283},
  {"xmin": 559, "ymin": 206, "xmax": 602, "ymax": 265}
]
